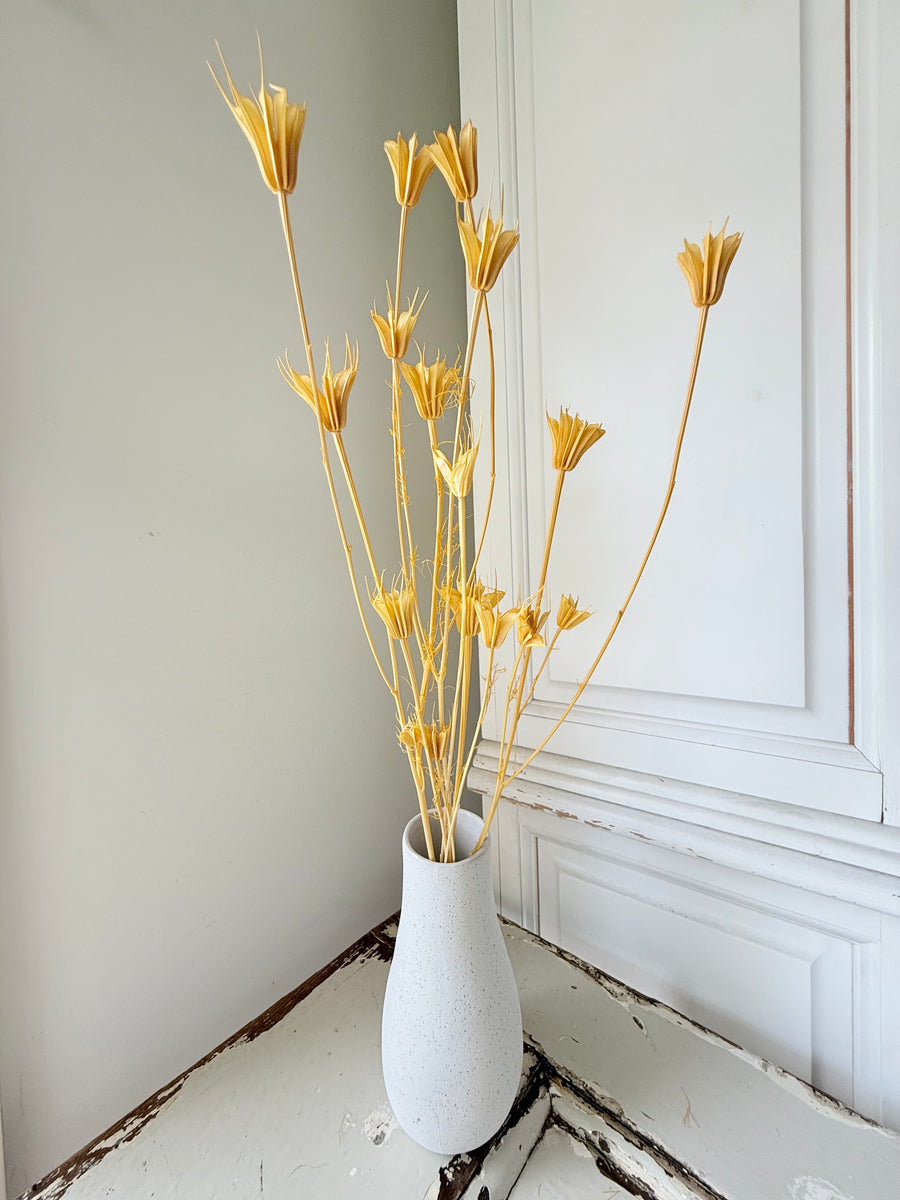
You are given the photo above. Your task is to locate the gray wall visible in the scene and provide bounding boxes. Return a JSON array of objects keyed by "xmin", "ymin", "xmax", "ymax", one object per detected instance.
[{"xmin": 0, "ymin": 1, "xmax": 465, "ymax": 1192}]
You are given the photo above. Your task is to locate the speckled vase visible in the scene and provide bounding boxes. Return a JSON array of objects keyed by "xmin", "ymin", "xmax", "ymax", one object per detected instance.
[{"xmin": 381, "ymin": 809, "xmax": 523, "ymax": 1155}]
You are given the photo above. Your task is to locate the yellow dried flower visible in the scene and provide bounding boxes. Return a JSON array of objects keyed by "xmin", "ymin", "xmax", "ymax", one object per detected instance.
[
  {"xmin": 384, "ymin": 132, "xmax": 435, "ymax": 208},
  {"xmin": 210, "ymin": 41, "xmax": 306, "ymax": 195},
  {"xmin": 433, "ymin": 432, "xmax": 480, "ymax": 499},
  {"xmin": 475, "ymin": 601, "xmax": 518, "ymax": 649},
  {"xmin": 400, "ymin": 349, "xmax": 459, "ymax": 421},
  {"xmin": 397, "ymin": 721, "xmax": 418, "ymax": 752},
  {"xmin": 556, "ymin": 594, "xmax": 592, "ymax": 631},
  {"xmin": 399, "ymin": 721, "xmax": 450, "ymax": 761},
  {"xmin": 428, "ymin": 120, "xmax": 478, "ymax": 202},
  {"xmin": 677, "ymin": 221, "xmax": 742, "ymax": 307},
  {"xmin": 445, "ymin": 580, "xmax": 503, "ymax": 637},
  {"xmin": 546, "ymin": 407, "xmax": 605, "ymax": 472},
  {"xmin": 457, "ymin": 206, "xmax": 519, "ymax": 293},
  {"xmin": 517, "ymin": 605, "xmax": 550, "ymax": 649},
  {"xmin": 278, "ymin": 338, "xmax": 358, "ymax": 434},
  {"xmin": 371, "ymin": 288, "xmax": 425, "ymax": 361},
  {"xmin": 371, "ymin": 584, "xmax": 417, "ymax": 641}
]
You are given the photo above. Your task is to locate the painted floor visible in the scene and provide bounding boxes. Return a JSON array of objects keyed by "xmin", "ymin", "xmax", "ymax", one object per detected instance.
[{"xmin": 24, "ymin": 919, "xmax": 900, "ymax": 1200}]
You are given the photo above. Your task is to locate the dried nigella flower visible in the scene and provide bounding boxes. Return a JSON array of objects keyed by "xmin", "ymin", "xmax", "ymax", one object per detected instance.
[
  {"xmin": 428, "ymin": 121, "xmax": 478, "ymax": 202},
  {"xmin": 210, "ymin": 40, "xmax": 306, "ymax": 195},
  {"xmin": 677, "ymin": 221, "xmax": 742, "ymax": 307},
  {"xmin": 401, "ymin": 350, "xmax": 459, "ymax": 421},
  {"xmin": 371, "ymin": 583, "xmax": 417, "ymax": 641},
  {"xmin": 516, "ymin": 605, "xmax": 549, "ymax": 649},
  {"xmin": 475, "ymin": 600, "xmax": 518, "ymax": 649},
  {"xmin": 457, "ymin": 206, "xmax": 519, "ymax": 293},
  {"xmin": 278, "ymin": 338, "xmax": 358, "ymax": 434},
  {"xmin": 546, "ymin": 408, "xmax": 605, "ymax": 472},
  {"xmin": 433, "ymin": 433, "xmax": 480, "ymax": 499},
  {"xmin": 371, "ymin": 289, "xmax": 426, "ymax": 361},
  {"xmin": 556, "ymin": 594, "xmax": 592, "ymax": 631},
  {"xmin": 384, "ymin": 132, "xmax": 435, "ymax": 208}
]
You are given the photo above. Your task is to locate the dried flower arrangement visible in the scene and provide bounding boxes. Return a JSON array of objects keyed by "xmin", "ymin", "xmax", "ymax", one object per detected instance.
[{"xmin": 211, "ymin": 43, "xmax": 741, "ymax": 864}]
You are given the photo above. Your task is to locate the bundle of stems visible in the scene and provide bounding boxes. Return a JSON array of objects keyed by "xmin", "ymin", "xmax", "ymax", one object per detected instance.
[{"xmin": 212, "ymin": 43, "xmax": 742, "ymax": 864}]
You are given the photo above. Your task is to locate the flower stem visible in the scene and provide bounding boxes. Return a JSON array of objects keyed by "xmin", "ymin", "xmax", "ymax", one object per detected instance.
[
  {"xmin": 333, "ymin": 433, "xmax": 379, "ymax": 581},
  {"xmin": 475, "ymin": 304, "xmax": 711, "ymax": 853},
  {"xmin": 277, "ymin": 192, "xmax": 394, "ymax": 693},
  {"xmin": 468, "ymin": 296, "xmax": 496, "ymax": 583}
]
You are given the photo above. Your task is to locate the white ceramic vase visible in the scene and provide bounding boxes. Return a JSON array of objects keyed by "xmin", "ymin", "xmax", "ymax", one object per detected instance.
[{"xmin": 381, "ymin": 808, "xmax": 523, "ymax": 1155}]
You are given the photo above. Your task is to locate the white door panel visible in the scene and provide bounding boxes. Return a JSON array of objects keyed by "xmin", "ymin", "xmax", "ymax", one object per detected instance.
[
  {"xmin": 460, "ymin": 0, "xmax": 900, "ymax": 1124},
  {"xmin": 466, "ymin": 0, "xmax": 875, "ymax": 817}
]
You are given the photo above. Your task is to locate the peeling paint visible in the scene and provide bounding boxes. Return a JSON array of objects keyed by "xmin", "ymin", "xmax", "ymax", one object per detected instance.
[
  {"xmin": 338, "ymin": 1111, "xmax": 355, "ymax": 1143},
  {"xmin": 24, "ymin": 917, "xmax": 401, "ymax": 1200},
  {"xmin": 510, "ymin": 920, "xmax": 897, "ymax": 1137},
  {"xmin": 434, "ymin": 1056, "xmax": 547, "ymax": 1200},
  {"xmin": 363, "ymin": 1105, "xmax": 397, "ymax": 1147},
  {"xmin": 543, "ymin": 1064, "xmax": 724, "ymax": 1200},
  {"xmin": 23, "ymin": 915, "xmax": 898, "ymax": 1200},
  {"xmin": 550, "ymin": 1098, "xmax": 722, "ymax": 1200},
  {"xmin": 516, "ymin": 799, "xmax": 579, "ymax": 821},
  {"xmin": 789, "ymin": 1177, "xmax": 853, "ymax": 1200}
]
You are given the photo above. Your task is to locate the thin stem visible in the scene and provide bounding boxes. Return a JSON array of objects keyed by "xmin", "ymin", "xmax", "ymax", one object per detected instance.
[
  {"xmin": 406, "ymin": 747, "xmax": 436, "ymax": 862},
  {"xmin": 469, "ymin": 296, "xmax": 496, "ymax": 583},
  {"xmin": 536, "ymin": 470, "xmax": 565, "ymax": 604},
  {"xmin": 390, "ymin": 362, "xmax": 410, "ymax": 578},
  {"xmin": 453, "ymin": 635, "xmax": 473, "ymax": 819},
  {"xmin": 450, "ymin": 641, "xmax": 497, "ymax": 822},
  {"xmin": 277, "ymin": 193, "xmax": 393, "ymax": 694},
  {"xmin": 392, "ymin": 207, "xmax": 418, "ymax": 589},
  {"xmin": 494, "ymin": 467, "xmax": 566, "ymax": 794},
  {"xmin": 453, "ymin": 291, "xmax": 485, "ymax": 459},
  {"xmin": 436, "ymin": 464, "xmax": 458, "ymax": 730},
  {"xmin": 277, "ymin": 192, "xmax": 316, "ymax": 380},
  {"xmin": 492, "ymin": 639, "xmax": 527, "ymax": 795},
  {"xmin": 389, "ymin": 207, "xmax": 412, "ymax": 580},
  {"xmin": 395, "ymin": 204, "xmax": 408, "ymax": 306},
  {"xmin": 446, "ymin": 491, "xmax": 470, "ymax": 794},
  {"xmin": 520, "ymin": 627, "xmax": 562, "ymax": 710},
  {"xmin": 426, "ymin": 421, "xmax": 445, "ymax": 648},
  {"xmin": 419, "ymin": 421, "xmax": 446, "ymax": 712},
  {"xmin": 474, "ymin": 304, "xmax": 711, "ymax": 853},
  {"xmin": 333, "ymin": 434, "xmax": 379, "ymax": 581}
]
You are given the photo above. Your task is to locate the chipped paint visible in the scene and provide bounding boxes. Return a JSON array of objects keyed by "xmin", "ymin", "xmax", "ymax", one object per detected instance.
[
  {"xmin": 504, "ymin": 919, "xmax": 893, "ymax": 1135},
  {"xmin": 543, "ymin": 1069, "xmax": 722, "ymax": 1200},
  {"xmin": 789, "ymin": 1178, "xmax": 853, "ymax": 1200},
  {"xmin": 515, "ymin": 799, "xmax": 579, "ymax": 821},
  {"xmin": 434, "ymin": 1055, "xmax": 547, "ymax": 1200},
  {"xmin": 505, "ymin": 923, "xmax": 900, "ymax": 1200},
  {"xmin": 23, "ymin": 917, "xmax": 400, "ymax": 1200},
  {"xmin": 22, "ymin": 916, "xmax": 899, "ymax": 1200},
  {"xmin": 363, "ymin": 1105, "xmax": 398, "ymax": 1147},
  {"xmin": 550, "ymin": 1090, "xmax": 721, "ymax": 1200}
]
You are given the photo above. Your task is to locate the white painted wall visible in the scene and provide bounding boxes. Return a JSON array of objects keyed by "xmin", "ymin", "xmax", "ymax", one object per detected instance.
[{"xmin": 0, "ymin": 1, "xmax": 466, "ymax": 1194}]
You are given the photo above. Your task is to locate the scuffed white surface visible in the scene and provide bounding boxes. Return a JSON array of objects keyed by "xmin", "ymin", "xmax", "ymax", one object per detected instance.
[
  {"xmin": 506, "ymin": 1125, "xmax": 632, "ymax": 1199},
  {"xmin": 31, "ymin": 946, "xmax": 448, "ymax": 1199},
  {"xmin": 789, "ymin": 1178, "xmax": 853, "ymax": 1200},
  {"xmin": 26, "ymin": 924, "xmax": 900, "ymax": 1200},
  {"xmin": 551, "ymin": 1086, "xmax": 712, "ymax": 1200},
  {"xmin": 504, "ymin": 926, "xmax": 900, "ymax": 1200},
  {"xmin": 363, "ymin": 1104, "xmax": 398, "ymax": 1147}
]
